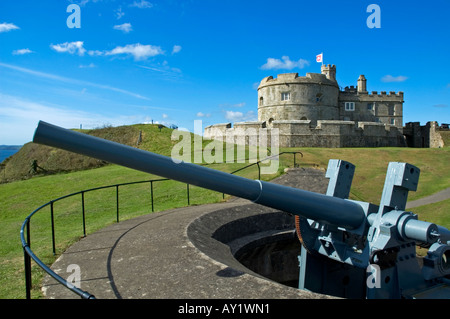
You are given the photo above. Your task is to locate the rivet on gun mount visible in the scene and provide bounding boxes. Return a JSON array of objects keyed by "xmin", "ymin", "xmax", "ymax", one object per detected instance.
[{"xmin": 33, "ymin": 120, "xmax": 450, "ymax": 299}]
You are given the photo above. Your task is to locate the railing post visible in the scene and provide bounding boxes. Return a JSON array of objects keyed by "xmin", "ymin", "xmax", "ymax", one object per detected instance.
[
  {"xmin": 50, "ymin": 201, "xmax": 56, "ymax": 256},
  {"xmin": 187, "ymin": 183, "xmax": 190, "ymax": 206},
  {"xmin": 24, "ymin": 248, "xmax": 32, "ymax": 299},
  {"xmin": 116, "ymin": 185, "xmax": 119, "ymax": 223},
  {"xmin": 81, "ymin": 191, "xmax": 86, "ymax": 237},
  {"xmin": 150, "ymin": 180, "xmax": 154, "ymax": 212},
  {"xmin": 24, "ymin": 220, "xmax": 32, "ymax": 299}
]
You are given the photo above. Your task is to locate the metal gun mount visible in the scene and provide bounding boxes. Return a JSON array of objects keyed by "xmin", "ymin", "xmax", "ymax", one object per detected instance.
[
  {"xmin": 33, "ymin": 121, "xmax": 450, "ymax": 299},
  {"xmin": 297, "ymin": 160, "xmax": 450, "ymax": 298}
]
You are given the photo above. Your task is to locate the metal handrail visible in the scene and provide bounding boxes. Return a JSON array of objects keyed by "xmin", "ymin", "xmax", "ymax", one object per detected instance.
[
  {"xmin": 20, "ymin": 178, "xmax": 170, "ymax": 299},
  {"xmin": 20, "ymin": 151, "xmax": 303, "ymax": 299}
]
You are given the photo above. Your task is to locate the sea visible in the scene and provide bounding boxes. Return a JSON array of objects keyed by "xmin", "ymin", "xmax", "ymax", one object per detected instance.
[{"xmin": 0, "ymin": 147, "xmax": 21, "ymax": 163}]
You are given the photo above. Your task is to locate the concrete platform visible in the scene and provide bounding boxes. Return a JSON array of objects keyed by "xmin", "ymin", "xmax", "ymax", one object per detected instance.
[{"xmin": 41, "ymin": 168, "xmax": 334, "ymax": 299}]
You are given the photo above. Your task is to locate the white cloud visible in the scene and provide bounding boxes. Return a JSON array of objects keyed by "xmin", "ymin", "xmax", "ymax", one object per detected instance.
[
  {"xmin": 79, "ymin": 63, "xmax": 96, "ymax": 68},
  {"xmin": 12, "ymin": 48, "xmax": 33, "ymax": 55},
  {"xmin": 88, "ymin": 44, "xmax": 164, "ymax": 61},
  {"xmin": 105, "ymin": 43, "xmax": 164, "ymax": 61},
  {"xmin": 225, "ymin": 111, "xmax": 243, "ymax": 121},
  {"xmin": 50, "ymin": 41, "xmax": 86, "ymax": 56},
  {"xmin": 129, "ymin": 0, "xmax": 153, "ymax": 8},
  {"xmin": 162, "ymin": 113, "xmax": 168, "ymax": 119},
  {"xmin": 71, "ymin": 0, "xmax": 100, "ymax": 6},
  {"xmin": 172, "ymin": 45, "xmax": 182, "ymax": 54},
  {"xmin": 225, "ymin": 110, "xmax": 256, "ymax": 122},
  {"xmin": 137, "ymin": 63, "xmax": 182, "ymax": 80},
  {"xmin": 261, "ymin": 56, "xmax": 310, "ymax": 70},
  {"xmin": 114, "ymin": 23, "xmax": 133, "ymax": 33},
  {"xmin": 219, "ymin": 102, "xmax": 246, "ymax": 108},
  {"xmin": 381, "ymin": 75, "xmax": 408, "ymax": 82},
  {"xmin": 87, "ymin": 50, "xmax": 104, "ymax": 56},
  {"xmin": 196, "ymin": 112, "xmax": 211, "ymax": 118},
  {"xmin": 0, "ymin": 62, "xmax": 149, "ymax": 100},
  {"xmin": 50, "ymin": 41, "xmax": 164, "ymax": 61},
  {"xmin": 0, "ymin": 22, "xmax": 19, "ymax": 33}
]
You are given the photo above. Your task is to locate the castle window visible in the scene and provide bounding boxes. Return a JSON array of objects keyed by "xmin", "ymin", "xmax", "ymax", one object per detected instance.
[
  {"xmin": 316, "ymin": 93, "xmax": 323, "ymax": 102},
  {"xmin": 345, "ymin": 102, "xmax": 355, "ymax": 111},
  {"xmin": 281, "ymin": 92, "xmax": 290, "ymax": 101},
  {"xmin": 367, "ymin": 103, "xmax": 373, "ymax": 110},
  {"xmin": 388, "ymin": 105, "xmax": 395, "ymax": 116},
  {"xmin": 259, "ymin": 97, "xmax": 264, "ymax": 106},
  {"xmin": 390, "ymin": 118, "xmax": 395, "ymax": 125}
]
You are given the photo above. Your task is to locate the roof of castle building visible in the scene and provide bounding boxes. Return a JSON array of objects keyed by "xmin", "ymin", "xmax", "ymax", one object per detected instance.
[{"xmin": 258, "ymin": 72, "xmax": 338, "ymax": 89}]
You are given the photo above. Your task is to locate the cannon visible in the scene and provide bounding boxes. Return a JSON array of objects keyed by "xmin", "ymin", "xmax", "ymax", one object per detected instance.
[{"xmin": 33, "ymin": 121, "xmax": 450, "ymax": 299}]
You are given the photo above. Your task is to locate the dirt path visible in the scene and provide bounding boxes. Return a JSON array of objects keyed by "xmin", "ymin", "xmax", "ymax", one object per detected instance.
[{"xmin": 406, "ymin": 187, "xmax": 450, "ymax": 209}]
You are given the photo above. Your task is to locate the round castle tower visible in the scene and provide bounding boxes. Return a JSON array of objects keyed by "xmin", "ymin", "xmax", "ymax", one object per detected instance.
[{"xmin": 257, "ymin": 64, "xmax": 339, "ymax": 126}]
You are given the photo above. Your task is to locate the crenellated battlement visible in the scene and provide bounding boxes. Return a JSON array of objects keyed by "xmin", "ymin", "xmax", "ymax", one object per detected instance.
[
  {"xmin": 321, "ymin": 64, "xmax": 336, "ymax": 69},
  {"xmin": 258, "ymin": 72, "xmax": 336, "ymax": 89},
  {"xmin": 368, "ymin": 91, "xmax": 404, "ymax": 97}
]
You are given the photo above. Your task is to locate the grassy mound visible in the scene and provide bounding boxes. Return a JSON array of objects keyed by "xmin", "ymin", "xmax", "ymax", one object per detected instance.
[{"xmin": 0, "ymin": 124, "xmax": 179, "ymax": 183}]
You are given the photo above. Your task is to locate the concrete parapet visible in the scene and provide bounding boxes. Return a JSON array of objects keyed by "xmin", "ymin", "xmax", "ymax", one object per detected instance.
[
  {"xmin": 273, "ymin": 120, "xmax": 312, "ymax": 135},
  {"xmin": 204, "ymin": 123, "xmax": 231, "ymax": 140},
  {"xmin": 316, "ymin": 120, "xmax": 356, "ymax": 135},
  {"xmin": 233, "ymin": 121, "xmax": 264, "ymax": 130}
]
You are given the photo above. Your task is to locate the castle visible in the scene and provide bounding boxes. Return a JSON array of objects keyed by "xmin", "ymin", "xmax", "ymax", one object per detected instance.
[{"xmin": 204, "ymin": 65, "xmax": 444, "ymax": 148}]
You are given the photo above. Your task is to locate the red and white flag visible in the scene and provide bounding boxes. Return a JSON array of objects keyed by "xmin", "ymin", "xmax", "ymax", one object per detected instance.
[{"xmin": 316, "ymin": 53, "xmax": 323, "ymax": 63}]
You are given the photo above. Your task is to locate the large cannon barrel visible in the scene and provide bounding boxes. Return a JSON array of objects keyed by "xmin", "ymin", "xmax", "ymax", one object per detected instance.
[{"xmin": 33, "ymin": 121, "xmax": 366, "ymax": 230}]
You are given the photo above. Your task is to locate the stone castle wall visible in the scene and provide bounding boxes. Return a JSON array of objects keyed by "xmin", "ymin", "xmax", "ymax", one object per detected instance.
[
  {"xmin": 204, "ymin": 120, "xmax": 405, "ymax": 148},
  {"xmin": 403, "ymin": 121, "xmax": 444, "ymax": 148}
]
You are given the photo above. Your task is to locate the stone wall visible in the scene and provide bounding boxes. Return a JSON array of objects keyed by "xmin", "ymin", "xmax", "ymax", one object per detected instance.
[
  {"xmin": 257, "ymin": 72, "xmax": 339, "ymax": 126},
  {"xmin": 204, "ymin": 120, "xmax": 405, "ymax": 148},
  {"xmin": 404, "ymin": 121, "xmax": 445, "ymax": 148},
  {"xmin": 338, "ymin": 90, "xmax": 404, "ymax": 128}
]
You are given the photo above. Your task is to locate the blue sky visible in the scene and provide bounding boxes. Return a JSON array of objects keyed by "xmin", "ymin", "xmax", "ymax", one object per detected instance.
[{"xmin": 1, "ymin": 0, "xmax": 449, "ymax": 145}]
